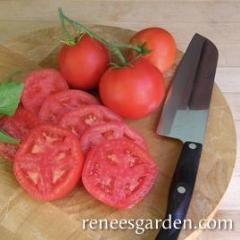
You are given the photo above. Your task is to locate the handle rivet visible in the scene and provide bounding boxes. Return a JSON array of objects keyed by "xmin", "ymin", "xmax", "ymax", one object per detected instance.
[
  {"xmin": 177, "ymin": 186, "xmax": 186, "ymax": 194},
  {"xmin": 189, "ymin": 143, "xmax": 197, "ymax": 149}
]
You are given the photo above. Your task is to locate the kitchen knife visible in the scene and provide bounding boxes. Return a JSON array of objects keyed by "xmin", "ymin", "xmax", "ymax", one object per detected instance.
[{"xmin": 155, "ymin": 34, "xmax": 218, "ymax": 240}]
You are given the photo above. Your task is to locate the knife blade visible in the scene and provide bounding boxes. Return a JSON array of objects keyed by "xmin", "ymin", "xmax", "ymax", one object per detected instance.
[{"xmin": 155, "ymin": 34, "xmax": 218, "ymax": 240}]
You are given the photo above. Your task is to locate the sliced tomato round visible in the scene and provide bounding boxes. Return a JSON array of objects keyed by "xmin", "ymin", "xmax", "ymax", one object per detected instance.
[
  {"xmin": 22, "ymin": 69, "xmax": 69, "ymax": 114},
  {"xmin": 60, "ymin": 105, "xmax": 122, "ymax": 139},
  {"xmin": 39, "ymin": 90, "xmax": 99, "ymax": 124},
  {"xmin": 0, "ymin": 106, "xmax": 40, "ymax": 161},
  {"xmin": 82, "ymin": 139, "xmax": 158, "ymax": 209},
  {"xmin": 0, "ymin": 106, "xmax": 40, "ymax": 140},
  {"xmin": 0, "ymin": 143, "xmax": 18, "ymax": 161},
  {"xmin": 14, "ymin": 125, "xmax": 84, "ymax": 201},
  {"xmin": 80, "ymin": 122, "xmax": 147, "ymax": 155}
]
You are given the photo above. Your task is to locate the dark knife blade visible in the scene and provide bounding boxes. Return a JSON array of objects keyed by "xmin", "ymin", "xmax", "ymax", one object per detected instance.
[{"xmin": 155, "ymin": 34, "xmax": 218, "ymax": 240}]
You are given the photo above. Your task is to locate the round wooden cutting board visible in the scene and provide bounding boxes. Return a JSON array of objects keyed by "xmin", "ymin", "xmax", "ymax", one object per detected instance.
[{"xmin": 0, "ymin": 26, "xmax": 237, "ymax": 240}]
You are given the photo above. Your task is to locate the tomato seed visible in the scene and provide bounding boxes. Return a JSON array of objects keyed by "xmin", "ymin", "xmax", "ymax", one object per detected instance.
[
  {"xmin": 125, "ymin": 150, "xmax": 140, "ymax": 167},
  {"xmin": 99, "ymin": 177, "xmax": 114, "ymax": 194},
  {"xmin": 102, "ymin": 130, "xmax": 114, "ymax": 140},
  {"xmin": 84, "ymin": 114, "xmax": 97, "ymax": 125},
  {"xmin": 107, "ymin": 153, "xmax": 118, "ymax": 163},
  {"xmin": 55, "ymin": 152, "xmax": 66, "ymax": 161},
  {"xmin": 52, "ymin": 170, "xmax": 65, "ymax": 184},
  {"xmin": 31, "ymin": 144, "xmax": 43, "ymax": 154},
  {"xmin": 43, "ymin": 132, "xmax": 58, "ymax": 144},
  {"xmin": 89, "ymin": 162, "xmax": 100, "ymax": 176},
  {"xmin": 27, "ymin": 171, "xmax": 39, "ymax": 185}
]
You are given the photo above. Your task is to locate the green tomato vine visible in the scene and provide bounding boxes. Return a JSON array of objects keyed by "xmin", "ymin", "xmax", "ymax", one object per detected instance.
[{"xmin": 58, "ymin": 8, "xmax": 150, "ymax": 67}]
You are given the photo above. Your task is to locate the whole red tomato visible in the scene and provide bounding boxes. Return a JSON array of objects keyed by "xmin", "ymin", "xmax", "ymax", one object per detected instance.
[
  {"xmin": 59, "ymin": 34, "xmax": 109, "ymax": 89},
  {"xmin": 130, "ymin": 27, "xmax": 176, "ymax": 72},
  {"xmin": 99, "ymin": 58, "xmax": 165, "ymax": 119}
]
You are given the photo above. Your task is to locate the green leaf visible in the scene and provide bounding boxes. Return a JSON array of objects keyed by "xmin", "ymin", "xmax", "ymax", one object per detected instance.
[
  {"xmin": 0, "ymin": 81, "xmax": 24, "ymax": 116},
  {"xmin": 0, "ymin": 130, "xmax": 20, "ymax": 145}
]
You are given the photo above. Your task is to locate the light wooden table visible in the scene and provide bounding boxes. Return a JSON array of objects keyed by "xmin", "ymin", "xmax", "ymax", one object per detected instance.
[{"xmin": 0, "ymin": 1, "xmax": 239, "ymax": 239}]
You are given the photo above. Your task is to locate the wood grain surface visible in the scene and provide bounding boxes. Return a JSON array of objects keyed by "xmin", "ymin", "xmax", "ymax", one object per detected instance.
[
  {"xmin": 0, "ymin": 25, "xmax": 237, "ymax": 240},
  {"xmin": 0, "ymin": 1, "xmax": 239, "ymax": 239}
]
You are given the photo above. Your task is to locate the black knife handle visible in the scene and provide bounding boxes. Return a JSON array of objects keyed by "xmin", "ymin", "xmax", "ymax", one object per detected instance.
[{"xmin": 155, "ymin": 141, "xmax": 202, "ymax": 240}]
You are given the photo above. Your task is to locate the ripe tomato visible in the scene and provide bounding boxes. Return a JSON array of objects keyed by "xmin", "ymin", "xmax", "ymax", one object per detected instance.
[
  {"xmin": 80, "ymin": 122, "xmax": 147, "ymax": 155},
  {"xmin": 39, "ymin": 90, "xmax": 99, "ymax": 124},
  {"xmin": 22, "ymin": 69, "xmax": 68, "ymax": 114},
  {"xmin": 99, "ymin": 58, "xmax": 165, "ymax": 119},
  {"xmin": 130, "ymin": 27, "xmax": 176, "ymax": 72},
  {"xmin": 60, "ymin": 105, "xmax": 122, "ymax": 139},
  {"xmin": 14, "ymin": 125, "xmax": 84, "ymax": 201},
  {"xmin": 59, "ymin": 34, "xmax": 109, "ymax": 89},
  {"xmin": 0, "ymin": 106, "xmax": 40, "ymax": 140},
  {"xmin": 82, "ymin": 139, "xmax": 158, "ymax": 208}
]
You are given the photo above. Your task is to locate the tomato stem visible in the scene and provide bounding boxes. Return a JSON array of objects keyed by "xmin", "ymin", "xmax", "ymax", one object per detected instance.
[
  {"xmin": 59, "ymin": 9, "xmax": 76, "ymax": 46},
  {"xmin": 114, "ymin": 43, "xmax": 142, "ymax": 53},
  {"xmin": 58, "ymin": 8, "xmax": 145, "ymax": 66}
]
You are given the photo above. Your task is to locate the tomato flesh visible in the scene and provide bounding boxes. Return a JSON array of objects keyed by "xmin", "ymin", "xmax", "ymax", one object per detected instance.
[
  {"xmin": 22, "ymin": 69, "xmax": 68, "ymax": 114},
  {"xmin": 39, "ymin": 90, "xmax": 99, "ymax": 124},
  {"xmin": 0, "ymin": 106, "xmax": 40, "ymax": 140},
  {"xmin": 82, "ymin": 139, "xmax": 158, "ymax": 208},
  {"xmin": 80, "ymin": 122, "xmax": 147, "ymax": 155},
  {"xmin": 60, "ymin": 105, "xmax": 122, "ymax": 139},
  {"xmin": 0, "ymin": 143, "xmax": 18, "ymax": 161},
  {"xmin": 0, "ymin": 106, "xmax": 40, "ymax": 161},
  {"xmin": 14, "ymin": 125, "xmax": 84, "ymax": 200}
]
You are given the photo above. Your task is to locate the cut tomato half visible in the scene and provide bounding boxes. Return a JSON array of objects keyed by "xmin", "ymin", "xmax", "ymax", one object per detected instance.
[
  {"xmin": 80, "ymin": 122, "xmax": 147, "ymax": 155},
  {"xmin": 14, "ymin": 125, "xmax": 84, "ymax": 200},
  {"xmin": 39, "ymin": 90, "xmax": 99, "ymax": 124},
  {"xmin": 60, "ymin": 105, "xmax": 122, "ymax": 139},
  {"xmin": 82, "ymin": 139, "xmax": 158, "ymax": 208},
  {"xmin": 22, "ymin": 69, "xmax": 69, "ymax": 114}
]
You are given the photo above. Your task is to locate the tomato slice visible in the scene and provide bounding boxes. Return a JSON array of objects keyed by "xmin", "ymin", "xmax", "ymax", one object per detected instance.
[
  {"xmin": 0, "ymin": 106, "xmax": 40, "ymax": 161},
  {"xmin": 80, "ymin": 122, "xmax": 147, "ymax": 155},
  {"xmin": 22, "ymin": 69, "xmax": 69, "ymax": 114},
  {"xmin": 39, "ymin": 90, "xmax": 99, "ymax": 124},
  {"xmin": 60, "ymin": 105, "xmax": 122, "ymax": 139},
  {"xmin": 14, "ymin": 125, "xmax": 84, "ymax": 201},
  {"xmin": 0, "ymin": 106, "xmax": 40, "ymax": 140},
  {"xmin": 0, "ymin": 143, "xmax": 18, "ymax": 161},
  {"xmin": 82, "ymin": 139, "xmax": 158, "ymax": 208}
]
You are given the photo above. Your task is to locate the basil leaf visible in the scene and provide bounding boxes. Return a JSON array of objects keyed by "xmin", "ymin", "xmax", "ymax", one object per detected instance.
[
  {"xmin": 0, "ymin": 81, "xmax": 24, "ymax": 116},
  {"xmin": 0, "ymin": 130, "xmax": 20, "ymax": 145}
]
